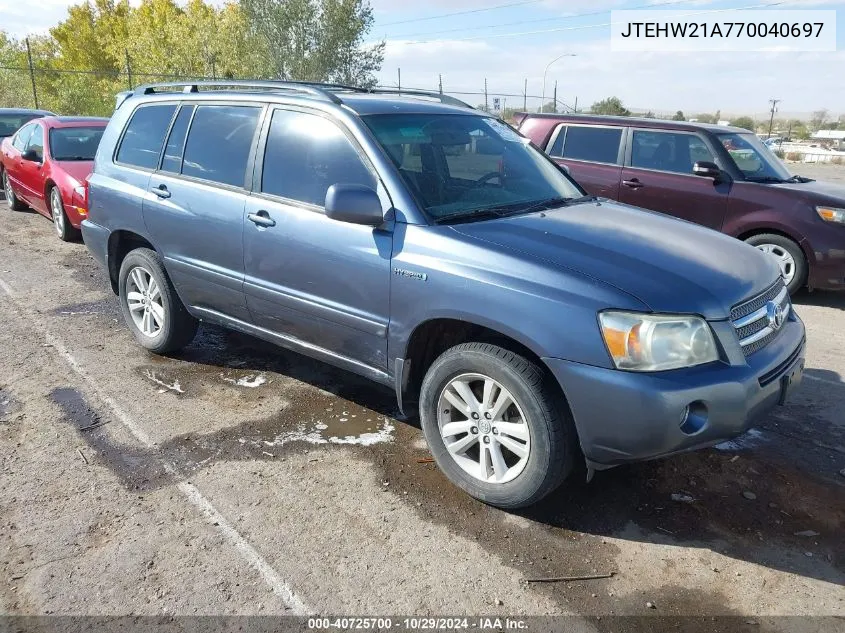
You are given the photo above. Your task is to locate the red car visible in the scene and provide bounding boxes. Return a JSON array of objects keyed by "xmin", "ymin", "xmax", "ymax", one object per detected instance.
[{"xmin": 1, "ymin": 116, "xmax": 108, "ymax": 241}]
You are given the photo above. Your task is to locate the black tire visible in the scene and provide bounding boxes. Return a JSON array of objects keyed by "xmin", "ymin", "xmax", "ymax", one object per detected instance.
[
  {"xmin": 118, "ymin": 247, "xmax": 198, "ymax": 354},
  {"xmin": 3, "ymin": 169, "xmax": 26, "ymax": 211},
  {"xmin": 419, "ymin": 342, "xmax": 577, "ymax": 509},
  {"xmin": 49, "ymin": 186, "xmax": 80, "ymax": 242},
  {"xmin": 744, "ymin": 233, "xmax": 807, "ymax": 295}
]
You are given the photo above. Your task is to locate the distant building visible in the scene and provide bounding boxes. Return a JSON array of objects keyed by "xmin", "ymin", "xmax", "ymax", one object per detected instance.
[{"xmin": 812, "ymin": 130, "xmax": 845, "ymax": 151}]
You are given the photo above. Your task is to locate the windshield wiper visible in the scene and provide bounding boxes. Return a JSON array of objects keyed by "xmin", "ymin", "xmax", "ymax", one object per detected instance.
[
  {"xmin": 507, "ymin": 194, "xmax": 597, "ymax": 216},
  {"xmin": 745, "ymin": 176, "xmax": 787, "ymax": 183},
  {"xmin": 786, "ymin": 174, "xmax": 814, "ymax": 183},
  {"xmin": 433, "ymin": 208, "xmax": 505, "ymax": 225}
]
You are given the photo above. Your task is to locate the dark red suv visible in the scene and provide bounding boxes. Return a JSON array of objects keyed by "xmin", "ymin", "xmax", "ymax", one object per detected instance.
[{"xmin": 517, "ymin": 113, "xmax": 845, "ymax": 294}]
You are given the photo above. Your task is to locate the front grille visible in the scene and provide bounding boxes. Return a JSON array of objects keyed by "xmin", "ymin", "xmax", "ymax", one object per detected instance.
[{"xmin": 730, "ymin": 278, "xmax": 790, "ymax": 356}]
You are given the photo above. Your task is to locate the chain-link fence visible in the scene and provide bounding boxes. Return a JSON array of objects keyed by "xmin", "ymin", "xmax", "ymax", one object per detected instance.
[{"xmin": 0, "ymin": 59, "xmax": 578, "ymax": 119}]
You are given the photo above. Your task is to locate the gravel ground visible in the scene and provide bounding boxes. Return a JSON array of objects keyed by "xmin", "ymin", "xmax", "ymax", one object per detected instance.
[{"xmin": 0, "ymin": 187, "xmax": 842, "ymax": 631}]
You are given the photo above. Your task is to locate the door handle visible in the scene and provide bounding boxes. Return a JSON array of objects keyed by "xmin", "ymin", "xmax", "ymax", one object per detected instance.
[
  {"xmin": 151, "ymin": 184, "xmax": 171, "ymax": 199},
  {"xmin": 622, "ymin": 178, "xmax": 643, "ymax": 189},
  {"xmin": 248, "ymin": 210, "xmax": 276, "ymax": 228}
]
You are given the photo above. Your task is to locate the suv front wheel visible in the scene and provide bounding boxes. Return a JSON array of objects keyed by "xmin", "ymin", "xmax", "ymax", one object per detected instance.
[
  {"xmin": 118, "ymin": 248, "xmax": 198, "ymax": 353},
  {"xmin": 419, "ymin": 342, "xmax": 577, "ymax": 509},
  {"xmin": 745, "ymin": 233, "xmax": 807, "ymax": 294}
]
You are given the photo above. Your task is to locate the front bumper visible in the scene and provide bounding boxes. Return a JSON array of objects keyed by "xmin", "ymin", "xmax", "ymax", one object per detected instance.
[
  {"xmin": 543, "ymin": 316, "xmax": 805, "ymax": 466},
  {"xmin": 802, "ymin": 235, "xmax": 845, "ymax": 291}
]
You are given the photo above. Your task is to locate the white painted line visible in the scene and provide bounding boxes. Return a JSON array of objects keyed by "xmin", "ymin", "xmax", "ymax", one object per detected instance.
[
  {"xmin": 0, "ymin": 277, "xmax": 14, "ymax": 297},
  {"xmin": 803, "ymin": 374, "xmax": 845, "ymax": 388},
  {"xmin": 0, "ymin": 274, "xmax": 310, "ymax": 615},
  {"xmin": 177, "ymin": 481, "xmax": 310, "ymax": 615}
]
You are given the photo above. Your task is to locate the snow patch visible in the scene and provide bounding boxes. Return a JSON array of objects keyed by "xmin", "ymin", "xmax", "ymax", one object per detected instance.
[
  {"xmin": 714, "ymin": 428, "xmax": 766, "ymax": 451},
  {"xmin": 222, "ymin": 373, "xmax": 268, "ymax": 388},
  {"xmin": 143, "ymin": 370, "xmax": 184, "ymax": 394}
]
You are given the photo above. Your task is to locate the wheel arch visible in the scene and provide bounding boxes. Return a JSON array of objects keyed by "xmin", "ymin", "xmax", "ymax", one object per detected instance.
[
  {"xmin": 735, "ymin": 226, "xmax": 813, "ymax": 267},
  {"xmin": 106, "ymin": 230, "xmax": 158, "ymax": 295}
]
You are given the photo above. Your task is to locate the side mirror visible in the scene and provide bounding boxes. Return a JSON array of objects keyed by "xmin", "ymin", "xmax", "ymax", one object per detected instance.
[
  {"xmin": 693, "ymin": 161, "xmax": 721, "ymax": 179},
  {"xmin": 21, "ymin": 148, "xmax": 40, "ymax": 162},
  {"xmin": 325, "ymin": 184, "xmax": 383, "ymax": 226}
]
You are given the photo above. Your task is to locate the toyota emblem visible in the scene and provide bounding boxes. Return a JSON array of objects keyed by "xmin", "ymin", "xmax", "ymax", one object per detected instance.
[{"xmin": 766, "ymin": 301, "xmax": 785, "ymax": 331}]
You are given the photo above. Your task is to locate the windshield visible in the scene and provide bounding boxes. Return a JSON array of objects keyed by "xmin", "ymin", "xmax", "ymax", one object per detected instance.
[
  {"xmin": 363, "ymin": 113, "xmax": 583, "ymax": 221},
  {"xmin": 716, "ymin": 132, "xmax": 792, "ymax": 182},
  {"xmin": 48, "ymin": 126, "xmax": 105, "ymax": 161},
  {"xmin": 0, "ymin": 114, "xmax": 40, "ymax": 138}
]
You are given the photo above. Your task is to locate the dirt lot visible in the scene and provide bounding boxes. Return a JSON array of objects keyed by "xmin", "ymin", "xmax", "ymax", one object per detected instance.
[{"xmin": 0, "ymin": 183, "xmax": 843, "ymax": 631}]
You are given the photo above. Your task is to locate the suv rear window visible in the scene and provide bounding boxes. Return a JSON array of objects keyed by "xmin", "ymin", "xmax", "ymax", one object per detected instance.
[
  {"xmin": 550, "ymin": 125, "xmax": 622, "ymax": 165},
  {"xmin": 116, "ymin": 104, "xmax": 177, "ymax": 169},
  {"xmin": 630, "ymin": 130, "xmax": 715, "ymax": 174},
  {"xmin": 181, "ymin": 105, "xmax": 261, "ymax": 187}
]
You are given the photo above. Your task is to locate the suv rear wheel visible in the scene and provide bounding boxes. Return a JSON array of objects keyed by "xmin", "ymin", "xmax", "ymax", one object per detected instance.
[
  {"xmin": 744, "ymin": 233, "xmax": 806, "ymax": 294},
  {"xmin": 419, "ymin": 342, "xmax": 576, "ymax": 509},
  {"xmin": 118, "ymin": 248, "xmax": 198, "ymax": 353}
]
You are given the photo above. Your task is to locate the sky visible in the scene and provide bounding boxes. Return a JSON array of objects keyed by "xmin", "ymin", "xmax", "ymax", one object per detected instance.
[{"xmin": 1, "ymin": 0, "xmax": 843, "ymax": 117}]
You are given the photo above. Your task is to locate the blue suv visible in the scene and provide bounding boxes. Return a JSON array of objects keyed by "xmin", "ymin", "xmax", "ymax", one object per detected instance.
[{"xmin": 82, "ymin": 81, "xmax": 806, "ymax": 508}]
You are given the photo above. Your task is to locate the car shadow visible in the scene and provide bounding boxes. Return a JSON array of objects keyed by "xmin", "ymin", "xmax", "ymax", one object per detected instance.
[
  {"xmin": 140, "ymin": 323, "xmax": 844, "ymax": 590},
  {"xmin": 793, "ymin": 289, "xmax": 845, "ymax": 310}
]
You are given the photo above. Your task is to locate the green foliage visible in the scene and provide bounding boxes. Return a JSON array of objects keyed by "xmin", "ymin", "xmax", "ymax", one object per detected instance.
[
  {"xmin": 241, "ymin": 0, "xmax": 383, "ymax": 87},
  {"xmin": 730, "ymin": 116, "xmax": 755, "ymax": 132},
  {"xmin": 0, "ymin": 0, "xmax": 383, "ymax": 114},
  {"xmin": 590, "ymin": 96, "xmax": 630, "ymax": 116},
  {"xmin": 671, "ymin": 110, "xmax": 685, "ymax": 121},
  {"xmin": 695, "ymin": 113, "xmax": 718, "ymax": 124}
]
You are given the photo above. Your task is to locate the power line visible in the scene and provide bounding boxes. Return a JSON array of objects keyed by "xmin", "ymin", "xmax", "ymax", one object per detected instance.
[
  {"xmin": 377, "ymin": 0, "xmax": 547, "ymax": 28},
  {"xmin": 384, "ymin": 0, "xmax": 700, "ymax": 40},
  {"xmin": 387, "ymin": 1, "xmax": 786, "ymax": 45}
]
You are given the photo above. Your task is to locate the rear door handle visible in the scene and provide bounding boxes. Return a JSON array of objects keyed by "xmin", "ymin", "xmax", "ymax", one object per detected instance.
[
  {"xmin": 248, "ymin": 210, "xmax": 276, "ymax": 228},
  {"xmin": 622, "ymin": 178, "xmax": 643, "ymax": 189},
  {"xmin": 151, "ymin": 184, "xmax": 171, "ymax": 199}
]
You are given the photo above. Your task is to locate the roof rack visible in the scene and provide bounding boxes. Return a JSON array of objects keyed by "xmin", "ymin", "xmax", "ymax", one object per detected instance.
[
  {"xmin": 367, "ymin": 88, "xmax": 473, "ymax": 109},
  {"xmin": 134, "ymin": 80, "xmax": 344, "ymax": 105},
  {"xmin": 130, "ymin": 80, "xmax": 474, "ymax": 109}
]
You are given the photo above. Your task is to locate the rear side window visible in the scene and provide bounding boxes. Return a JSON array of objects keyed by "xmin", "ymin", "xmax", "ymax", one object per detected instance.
[
  {"xmin": 181, "ymin": 105, "xmax": 261, "ymax": 187},
  {"xmin": 261, "ymin": 109, "xmax": 375, "ymax": 206},
  {"xmin": 555, "ymin": 125, "xmax": 623, "ymax": 165},
  {"xmin": 160, "ymin": 105, "xmax": 195, "ymax": 174},
  {"xmin": 631, "ymin": 130, "xmax": 715, "ymax": 174},
  {"xmin": 116, "ymin": 104, "xmax": 177, "ymax": 169}
]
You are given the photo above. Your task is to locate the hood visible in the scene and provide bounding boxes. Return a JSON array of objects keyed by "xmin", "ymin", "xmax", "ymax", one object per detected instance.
[
  {"xmin": 772, "ymin": 178, "xmax": 845, "ymax": 204},
  {"xmin": 53, "ymin": 160, "xmax": 95, "ymax": 184},
  {"xmin": 450, "ymin": 199, "xmax": 781, "ymax": 320}
]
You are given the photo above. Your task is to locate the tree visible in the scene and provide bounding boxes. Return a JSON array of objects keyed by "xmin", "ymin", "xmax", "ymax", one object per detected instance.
[
  {"xmin": 241, "ymin": 0, "xmax": 384, "ymax": 87},
  {"xmin": 540, "ymin": 100, "xmax": 556, "ymax": 113},
  {"xmin": 787, "ymin": 119, "xmax": 810, "ymax": 140},
  {"xmin": 730, "ymin": 116, "xmax": 755, "ymax": 132},
  {"xmin": 696, "ymin": 113, "xmax": 718, "ymax": 124},
  {"xmin": 590, "ymin": 96, "xmax": 630, "ymax": 116},
  {"xmin": 672, "ymin": 110, "xmax": 685, "ymax": 121},
  {"xmin": 642, "ymin": 110, "xmax": 656, "ymax": 118},
  {"xmin": 810, "ymin": 109, "xmax": 829, "ymax": 131}
]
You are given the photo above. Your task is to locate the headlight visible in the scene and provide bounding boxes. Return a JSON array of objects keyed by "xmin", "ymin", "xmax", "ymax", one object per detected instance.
[
  {"xmin": 816, "ymin": 206, "xmax": 845, "ymax": 224},
  {"xmin": 599, "ymin": 311, "xmax": 718, "ymax": 371}
]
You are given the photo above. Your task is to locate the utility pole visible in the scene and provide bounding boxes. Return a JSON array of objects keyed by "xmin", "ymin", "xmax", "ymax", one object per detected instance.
[
  {"xmin": 573, "ymin": 96, "xmax": 578, "ymax": 113},
  {"xmin": 523, "ymin": 78, "xmax": 527, "ymax": 112},
  {"xmin": 438, "ymin": 74, "xmax": 443, "ymax": 94},
  {"xmin": 552, "ymin": 80, "xmax": 557, "ymax": 114},
  {"xmin": 767, "ymin": 98, "xmax": 781, "ymax": 139},
  {"xmin": 484, "ymin": 78, "xmax": 488, "ymax": 112},
  {"xmin": 125, "ymin": 49, "xmax": 133, "ymax": 90},
  {"xmin": 25, "ymin": 38, "xmax": 38, "ymax": 109},
  {"xmin": 397, "ymin": 68, "xmax": 401, "ymax": 94}
]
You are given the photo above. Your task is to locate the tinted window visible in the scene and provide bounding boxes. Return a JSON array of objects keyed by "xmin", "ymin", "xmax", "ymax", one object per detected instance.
[
  {"xmin": 116, "ymin": 104, "xmax": 177, "ymax": 169},
  {"xmin": 49, "ymin": 126, "xmax": 105, "ymax": 161},
  {"xmin": 0, "ymin": 115, "xmax": 38, "ymax": 139},
  {"xmin": 25, "ymin": 124, "xmax": 44, "ymax": 161},
  {"xmin": 561, "ymin": 126, "xmax": 622, "ymax": 164},
  {"xmin": 631, "ymin": 130, "xmax": 714, "ymax": 174},
  {"xmin": 261, "ymin": 109, "xmax": 375, "ymax": 206},
  {"xmin": 182, "ymin": 105, "xmax": 260, "ymax": 187},
  {"xmin": 160, "ymin": 105, "xmax": 194, "ymax": 174},
  {"xmin": 11, "ymin": 123, "xmax": 35, "ymax": 150},
  {"xmin": 548, "ymin": 125, "xmax": 567, "ymax": 156}
]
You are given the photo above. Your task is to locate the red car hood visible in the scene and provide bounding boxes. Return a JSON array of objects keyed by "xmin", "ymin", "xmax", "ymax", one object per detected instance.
[{"xmin": 53, "ymin": 160, "xmax": 95, "ymax": 184}]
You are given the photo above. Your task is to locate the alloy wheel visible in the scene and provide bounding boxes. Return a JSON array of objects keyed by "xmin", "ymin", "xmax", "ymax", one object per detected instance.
[
  {"xmin": 125, "ymin": 266, "xmax": 165, "ymax": 337},
  {"xmin": 3, "ymin": 172, "xmax": 13, "ymax": 206},
  {"xmin": 51, "ymin": 188, "xmax": 65, "ymax": 236},
  {"xmin": 437, "ymin": 373, "xmax": 531, "ymax": 484},
  {"xmin": 756, "ymin": 243, "xmax": 796, "ymax": 285}
]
